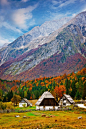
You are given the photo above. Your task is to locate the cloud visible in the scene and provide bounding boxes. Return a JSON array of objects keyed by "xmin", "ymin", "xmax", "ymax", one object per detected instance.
[
  {"xmin": 50, "ymin": 12, "xmax": 69, "ymax": 20},
  {"xmin": 59, "ymin": 0, "xmax": 76, "ymax": 8},
  {"xmin": 3, "ymin": 22, "xmax": 23, "ymax": 33},
  {"xmin": 0, "ymin": 36, "xmax": 15, "ymax": 46},
  {"xmin": 52, "ymin": 0, "xmax": 62, "ymax": 5},
  {"xmin": 50, "ymin": 0, "xmax": 77, "ymax": 19},
  {"xmin": 52, "ymin": 0, "xmax": 59, "ymax": 5},
  {"xmin": 28, "ymin": 19, "xmax": 36, "ymax": 27},
  {"xmin": 72, "ymin": 13, "xmax": 77, "ymax": 17},
  {"xmin": 82, "ymin": 8, "xmax": 86, "ymax": 12},
  {"xmin": 0, "ymin": 16, "xmax": 23, "ymax": 33},
  {"xmin": 51, "ymin": 0, "xmax": 77, "ymax": 12},
  {"xmin": 80, "ymin": 0, "xmax": 86, "ymax": 2},
  {"xmin": 0, "ymin": 0, "xmax": 9, "ymax": 6},
  {"xmin": 21, "ymin": 0, "xmax": 29, "ymax": 2},
  {"xmin": 51, "ymin": 0, "xmax": 77, "ymax": 9},
  {"xmin": 0, "ymin": 38, "xmax": 9, "ymax": 46},
  {"xmin": 12, "ymin": 4, "xmax": 38, "ymax": 30}
]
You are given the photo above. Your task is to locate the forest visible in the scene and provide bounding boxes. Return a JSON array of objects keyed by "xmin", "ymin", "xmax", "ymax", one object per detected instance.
[{"xmin": 0, "ymin": 68, "xmax": 86, "ymax": 102}]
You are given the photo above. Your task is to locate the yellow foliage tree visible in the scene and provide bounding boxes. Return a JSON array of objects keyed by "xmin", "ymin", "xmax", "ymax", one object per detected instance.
[{"xmin": 11, "ymin": 94, "xmax": 21, "ymax": 106}]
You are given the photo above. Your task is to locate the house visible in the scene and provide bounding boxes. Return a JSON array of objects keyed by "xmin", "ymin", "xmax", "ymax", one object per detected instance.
[
  {"xmin": 35, "ymin": 91, "xmax": 59, "ymax": 110},
  {"xmin": 58, "ymin": 94, "xmax": 75, "ymax": 107},
  {"xmin": 19, "ymin": 98, "xmax": 32, "ymax": 107}
]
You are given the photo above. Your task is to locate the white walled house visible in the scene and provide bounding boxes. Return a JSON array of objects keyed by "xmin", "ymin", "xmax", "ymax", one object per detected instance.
[
  {"xmin": 35, "ymin": 91, "xmax": 59, "ymax": 110},
  {"xmin": 58, "ymin": 94, "xmax": 75, "ymax": 107},
  {"xmin": 19, "ymin": 98, "xmax": 32, "ymax": 107}
]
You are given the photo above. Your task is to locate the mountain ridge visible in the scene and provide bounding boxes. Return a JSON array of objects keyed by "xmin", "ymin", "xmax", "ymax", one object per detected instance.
[
  {"xmin": 0, "ymin": 11, "xmax": 86, "ymax": 81},
  {"xmin": 0, "ymin": 17, "xmax": 71, "ymax": 66}
]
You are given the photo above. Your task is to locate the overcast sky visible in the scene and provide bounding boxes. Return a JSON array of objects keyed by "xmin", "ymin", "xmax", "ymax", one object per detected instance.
[{"xmin": 0, "ymin": 0, "xmax": 86, "ymax": 46}]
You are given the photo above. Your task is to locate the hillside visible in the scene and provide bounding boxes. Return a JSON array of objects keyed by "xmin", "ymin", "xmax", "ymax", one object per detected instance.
[
  {"xmin": 0, "ymin": 11, "xmax": 86, "ymax": 81},
  {"xmin": 0, "ymin": 68, "xmax": 86, "ymax": 102}
]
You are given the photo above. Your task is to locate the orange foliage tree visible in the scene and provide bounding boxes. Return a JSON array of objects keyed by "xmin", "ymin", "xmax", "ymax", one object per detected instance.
[{"xmin": 54, "ymin": 85, "xmax": 66, "ymax": 100}]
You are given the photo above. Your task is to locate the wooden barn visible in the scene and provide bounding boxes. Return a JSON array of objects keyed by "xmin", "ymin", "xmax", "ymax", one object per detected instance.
[
  {"xmin": 19, "ymin": 98, "xmax": 32, "ymax": 107},
  {"xmin": 58, "ymin": 94, "xmax": 75, "ymax": 107},
  {"xmin": 35, "ymin": 91, "xmax": 59, "ymax": 110}
]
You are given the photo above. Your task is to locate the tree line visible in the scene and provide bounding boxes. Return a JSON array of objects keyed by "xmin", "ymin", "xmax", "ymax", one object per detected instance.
[{"xmin": 0, "ymin": 68, "xmax": 86, "ymax": 103}]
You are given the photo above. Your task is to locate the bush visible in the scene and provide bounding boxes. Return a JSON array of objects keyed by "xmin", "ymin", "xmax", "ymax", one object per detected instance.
[
  {"xmin": 0, "ymin": 102, "xmax": 7, "ymax": 110},
  {"xmin": 7, "ymin": 104, "xmax": 14, "ymax": 110}
]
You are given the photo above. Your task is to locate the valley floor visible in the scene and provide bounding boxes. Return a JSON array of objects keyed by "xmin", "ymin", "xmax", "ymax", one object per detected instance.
[{"xmin": 0, "ymin": 108, "xmax": 86, "ymax": 129}]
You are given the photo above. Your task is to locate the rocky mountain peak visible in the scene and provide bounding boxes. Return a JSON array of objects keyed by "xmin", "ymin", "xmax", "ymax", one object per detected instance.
[{"xmin": 0, "ymin": 11, "xmax": 86, "ymax": 81}]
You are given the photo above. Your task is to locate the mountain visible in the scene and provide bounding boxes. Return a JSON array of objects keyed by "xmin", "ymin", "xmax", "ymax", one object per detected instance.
[
  {"xmin": 0, "ymin": 17, "xmax": 70, "ymax": 66},
  {"xmin": 0, "ymin": 11, "xmax": 86, "ymax": 81}
]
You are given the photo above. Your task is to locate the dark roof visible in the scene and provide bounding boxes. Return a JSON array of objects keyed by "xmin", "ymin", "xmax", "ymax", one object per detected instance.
[{"xmin": 35, "ymin": 91, "xmax": 56, "ymax": 106}]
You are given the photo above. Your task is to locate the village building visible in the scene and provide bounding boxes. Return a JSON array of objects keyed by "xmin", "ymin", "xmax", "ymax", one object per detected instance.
[
  {"xmin": 35, "ymin": 91, "xmax": 59, "ymax": 110},
  {"xmin": 58, "ymin": 94, "xmax": 75, "ymax": 107},
  {"xmin": 19, "ymin": 98, "xmax": 32, "ymax": 107}
]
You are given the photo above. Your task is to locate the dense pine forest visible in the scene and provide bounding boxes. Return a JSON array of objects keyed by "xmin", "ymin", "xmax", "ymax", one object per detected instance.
[{"xmin": 0, "ymin": 68, "xmax": 86, "ymax": 102}]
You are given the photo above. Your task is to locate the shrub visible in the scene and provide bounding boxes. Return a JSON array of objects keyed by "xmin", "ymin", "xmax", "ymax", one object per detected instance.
[
  {"xmin": 7, "ymin": 104, "xmax": 14, "ymax": 110},
  {"xmin": 0, "ymin": 102, "xmax": 7, "ymax": 110}
]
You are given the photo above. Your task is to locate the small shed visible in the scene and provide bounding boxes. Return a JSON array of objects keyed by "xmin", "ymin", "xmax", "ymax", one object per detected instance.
[
  {"xmin": 35, "ymin": 91, "xmax": 59, "ymax": 110},
  {"xmin": 58, "ymin": 94, "xmax": 75, "ymax": 107},
  {"xmin": 19, "ymin": 98, "xmax": 32, "ymax": 107}
]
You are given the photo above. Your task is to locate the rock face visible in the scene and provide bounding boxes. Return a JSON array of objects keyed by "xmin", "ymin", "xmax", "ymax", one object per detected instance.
[
  {"xmin": 0, "ymin": 11, "xmax": 86, "ymax": 81},
  {"xmin": 0, "ymin": 17, "xmax": 70, "ymax": 65}
]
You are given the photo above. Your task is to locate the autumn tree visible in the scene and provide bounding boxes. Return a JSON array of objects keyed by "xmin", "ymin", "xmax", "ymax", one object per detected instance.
[
  {"xmin": 11, "ymin": 94, "xmax": 21, "ymax": 106},
  {"xmin": 54, "ymin": 85, "xmax": 66, "ymax": 101}
]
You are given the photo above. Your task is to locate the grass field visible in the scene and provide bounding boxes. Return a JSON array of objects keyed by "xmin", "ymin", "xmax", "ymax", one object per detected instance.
[
  {"xmin": 0, "ymin": 108, "xmax": 86, "ymax": 129},
  {"xmin": 0, "ymin": 100, "xmax": 86, "ymax": 129}
]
